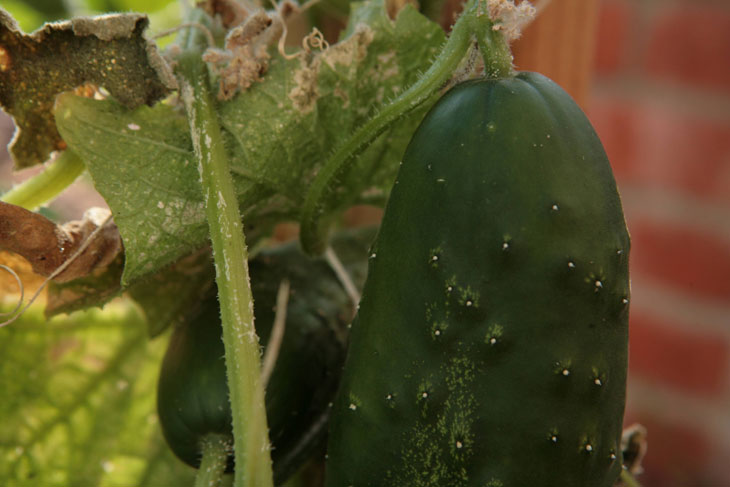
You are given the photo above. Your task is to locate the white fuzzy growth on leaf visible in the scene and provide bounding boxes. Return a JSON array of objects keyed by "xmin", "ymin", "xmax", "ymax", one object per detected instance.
[{"xmin": 487, "ymin": 0, "xmax": 536, "ymax": 42}]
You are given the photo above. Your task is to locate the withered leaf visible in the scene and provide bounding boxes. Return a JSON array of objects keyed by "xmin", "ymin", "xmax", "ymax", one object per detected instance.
[
  {"xmin": 46, "ymin": 246, "xmax": 214, "ymax": 334},
  {"xmin": 45, "ymin": 253, "xmax": 124, "ymax": 318},
  {"xmin": 0, "ymin": 201, "xmax": 123, "ymax": 283},
  {"xmin": 0, "ymin": 250, "xmax": 45, "ymax": 300},
  {"xmin": 0, "ymin": 8, "xmax": 176, "ymax": 168}
]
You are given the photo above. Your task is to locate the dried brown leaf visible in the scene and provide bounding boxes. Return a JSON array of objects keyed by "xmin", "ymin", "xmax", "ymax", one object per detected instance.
[
  {"xmin": 0, "ymin": 9, "xmax": 176, "ymax": 168},
  {"xmin": 45, "ymin": 253, "xmax": 124, "ymax": 317},
  {"xmin": 0, "ymin": 202, "xmax": 122, "ymax": 283},
  {"xmin": 198, "ymin": 0, "xmax": 250, "ymax": 28}
]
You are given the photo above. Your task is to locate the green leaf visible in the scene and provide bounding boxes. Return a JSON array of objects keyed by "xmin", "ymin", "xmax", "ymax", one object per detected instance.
[
  {"xmin": 56, "ymin": 0, "xmax": 444, "ymax": 286},
  {"xmin": 0, "ymin": 303, "xmax": 194, "ymax": 486},
  {"xmin": 221, "ymin": 1, "xmax": 445, "ymax": 211},
  {"xmin": 54, "ymin": 93, "xmax": 207, "ymax": 283},
  {"xmin": 0, "ymin": 8, "xmax": 176, "ymax": 168}
]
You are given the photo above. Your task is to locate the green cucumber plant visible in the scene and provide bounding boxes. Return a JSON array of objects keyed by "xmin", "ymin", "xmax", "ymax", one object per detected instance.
[{"xmin": 0, "ymin": 0, "xmax": 643, "ymax": 486}]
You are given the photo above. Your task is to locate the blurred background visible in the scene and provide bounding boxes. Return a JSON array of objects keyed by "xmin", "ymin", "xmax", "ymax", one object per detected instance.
[
  {"xmin": 1, "ymin": 0, "xmax": 729, "ymax": 485},
  {"xmin": 513, "ymin": 1, "xmax": 730, "ymax": 485},
  {"xmin": 592, "ymin": 1, "xmax": 729, "ymax": 485}
]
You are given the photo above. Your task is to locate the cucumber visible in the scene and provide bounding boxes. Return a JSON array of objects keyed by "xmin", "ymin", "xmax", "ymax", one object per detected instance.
[
  {"xmin": 325, "ymin": 72, "xmax": 630, "ymax": 486},
  {"xmin": 157, "ymin": 227, "xmax": 373, "ymax": 484}
]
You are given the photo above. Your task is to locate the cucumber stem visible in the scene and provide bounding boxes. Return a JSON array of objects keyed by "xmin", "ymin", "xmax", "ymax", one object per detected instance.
[
  {"xmin": 476, "ymin": 18, "xmax": 514, "ymax": 79},
  {"xmin": 620, "ymin": 469, "xmax": 642, "ymax": 487},
  {"xmin": 175, "ymin": 10, "xmax": 274, "ymax": 487},
  {"xmin": 1, "ymin": 149, "xmax": 85, "ymax": 210},
  {"xmin": 194, "ymin": 434, "xmax": 231, "ymax": 487},
  {"xmin": 299, "ymin": 0, "xmax": 511, "ymax": 254}
]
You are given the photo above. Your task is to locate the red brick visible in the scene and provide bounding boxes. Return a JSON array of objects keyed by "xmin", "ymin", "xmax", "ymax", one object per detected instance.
[
  {"xmin": 628, "ymin": 311, "xmax": 729, "ymax": 396},
  {"xmin": 594, "ymin": 0, "xmax": 633, "ymax": 75},
  {"xmin": 621, "ymin": 414, "xmax": 715, "ymax": 487},
  {"xmin": 589, "ymin": 97, "xmax": 730, "ymax": 206},
  {"xmin": 645, "ymin": 5, "xmax": 730, "ymax": 92},
  {"xmin": 629, "ymin": 218, "xmax": 730, "ymax": 302},
  {"xmin": 588, "ymin": 98, "xmax": 634, "ymax": 176}
]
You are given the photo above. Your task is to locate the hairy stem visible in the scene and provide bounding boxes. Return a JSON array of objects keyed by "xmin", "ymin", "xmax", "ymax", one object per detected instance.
[
  {"xmin": 176, "ymin": 11, "xmax": 274, "ymax": 487},
  {"xmin": 476, "ymin": 17, "xmax": 514, "ymax": 79},
  {"xmin": 620, "ymin": 469, "xmax": 642, "ymax": 487},
  {"xmin": 1, "ymin": 150, "xmax": 85, "ymax": 210},
  {"xmin": 299, "ymin": 0, "xmax": 511, "ymax": 254},
  {"xmin": 195, "ymin": 434, "xmax": 231, "ymax": 487}
]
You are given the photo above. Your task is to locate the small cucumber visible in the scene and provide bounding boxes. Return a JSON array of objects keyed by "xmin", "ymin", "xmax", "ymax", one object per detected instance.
[
  {"xmin": 157, "ymin": 228, "xmax": 373, "ymax": 484},
  {"xmin": 325, "ymin": 73, "xmax": 630, "ymax": 486}
]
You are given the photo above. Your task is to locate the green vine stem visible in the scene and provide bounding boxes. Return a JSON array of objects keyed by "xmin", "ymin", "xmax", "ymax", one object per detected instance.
[
  {"xmin": 195, "ymin": 434, "xmax": 232, "ymax": 487},
  {"xmin": 176, "ymin": 10, "xmax": 274, "ymax": 487},
  {"xmin": 620, "ymin": 469, "xmax": 642, "ymax": 487},
  {"xmin": 0, "ymin": 149, "xmax": 85, "ymax": 210},
  {"xmin": 299, "ymin": 0, "xmax": 514, "ymax": 255}
]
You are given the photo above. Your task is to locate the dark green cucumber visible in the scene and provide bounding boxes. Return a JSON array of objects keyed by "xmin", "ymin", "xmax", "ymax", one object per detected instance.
[
  {"xmin": 157, "ymin": 227, "xmax": 373, "ymax": 484},
  {"xmin": 325, "ymin": 72, "xmax": 630, "ymax": 487}
]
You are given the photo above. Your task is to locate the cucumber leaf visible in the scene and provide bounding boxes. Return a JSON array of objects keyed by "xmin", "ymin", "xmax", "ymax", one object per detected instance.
[
  {"xmin": 56, "ymin": 0, "xmax": 445, "ymax": 287},
  {"xmin": 219, "ymin": 0, "xmax": 445, "ymax": 221},
  {"xmin": 54, "ymin": 94, "xmax": 206, "ymax": 283}
]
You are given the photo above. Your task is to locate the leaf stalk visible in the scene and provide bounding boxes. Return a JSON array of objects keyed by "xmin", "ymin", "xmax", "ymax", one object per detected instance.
[{"xmin": 1, "ymin": 149, "xmax": 85, "ymax": 210}]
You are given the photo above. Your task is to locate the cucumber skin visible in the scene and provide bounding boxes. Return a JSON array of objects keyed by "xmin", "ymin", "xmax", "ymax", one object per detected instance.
[{"xmin": 325, "ymin": 72, "xmax": 630, "ymax": 487}]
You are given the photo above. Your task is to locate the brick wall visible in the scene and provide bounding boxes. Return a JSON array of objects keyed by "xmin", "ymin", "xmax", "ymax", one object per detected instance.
[{"xmin": 589, "ymin": 0, "xmax": 730, "ymax": 485}]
